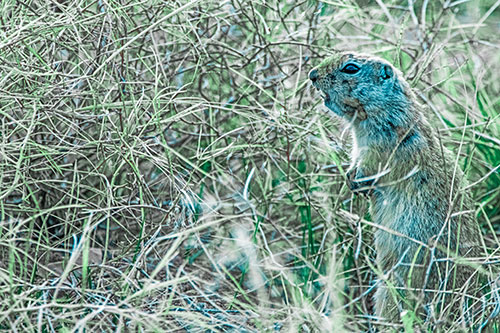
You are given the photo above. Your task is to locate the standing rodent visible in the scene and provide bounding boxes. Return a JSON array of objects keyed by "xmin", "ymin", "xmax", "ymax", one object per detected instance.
[{"xmin": 309, "ymin": 52, "xmax": 482, "ymax": 326}]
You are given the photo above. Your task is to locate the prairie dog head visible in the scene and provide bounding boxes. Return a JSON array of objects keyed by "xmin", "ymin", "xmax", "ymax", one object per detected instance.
[{"xmin": 309, "ymin": 52, "xmax": 411, "ymax": 122}]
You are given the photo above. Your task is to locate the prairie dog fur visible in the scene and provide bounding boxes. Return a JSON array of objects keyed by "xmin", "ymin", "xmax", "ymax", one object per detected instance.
[{"xmin": 309, "ymin": 52, "xmax": 481, "ymax": 325}]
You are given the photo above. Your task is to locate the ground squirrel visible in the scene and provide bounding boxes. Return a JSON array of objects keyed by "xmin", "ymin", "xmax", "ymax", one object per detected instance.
[{"xmin": 309, "ymin": 52, "xmax": 482, "ymax": 325}]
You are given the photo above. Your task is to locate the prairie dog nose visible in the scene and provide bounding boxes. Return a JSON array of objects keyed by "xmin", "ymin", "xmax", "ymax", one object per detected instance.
[{"xmin": 309, "ymin": 69, "xmax": 318, "ymax": 82}]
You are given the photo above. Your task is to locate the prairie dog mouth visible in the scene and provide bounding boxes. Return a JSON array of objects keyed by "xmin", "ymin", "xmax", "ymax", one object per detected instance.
[{"xmin": 311, "ymin": 82, "xmax": 330, "ymax": 102}]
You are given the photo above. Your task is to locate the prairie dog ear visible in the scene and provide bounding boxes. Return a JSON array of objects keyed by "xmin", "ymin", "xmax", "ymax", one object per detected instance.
[{"xmin": 380, "ymin": 64, "xmax": 393, "ymax": 80}]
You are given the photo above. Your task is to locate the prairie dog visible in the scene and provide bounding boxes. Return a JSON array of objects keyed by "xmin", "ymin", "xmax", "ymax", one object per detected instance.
[{"xmin": 309, "ymin": 52, "xmax": 481, "ymax": 325}]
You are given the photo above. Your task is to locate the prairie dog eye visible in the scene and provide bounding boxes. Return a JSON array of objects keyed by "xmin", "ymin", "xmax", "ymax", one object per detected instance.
[{"xmin": 340, "ymin": 64, "xmax": 360, "ymax": 74}]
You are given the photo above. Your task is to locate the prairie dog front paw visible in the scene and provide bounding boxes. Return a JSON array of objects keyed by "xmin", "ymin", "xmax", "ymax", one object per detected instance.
[{"xmin": 346, "ymin": 167, "xmax": 374, "ymax": 196}]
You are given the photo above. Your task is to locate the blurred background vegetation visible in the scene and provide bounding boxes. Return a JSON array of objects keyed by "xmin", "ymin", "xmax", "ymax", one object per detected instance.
[{"xmin": 0, "ymin": 0, "xmax": 499, "ymax": 331}]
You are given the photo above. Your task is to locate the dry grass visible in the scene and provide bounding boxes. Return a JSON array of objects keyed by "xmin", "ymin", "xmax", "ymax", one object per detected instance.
[{"xmin": 0, "ymin": 0, "xmax": 499, "ymax": 331}]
